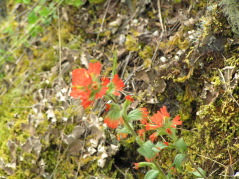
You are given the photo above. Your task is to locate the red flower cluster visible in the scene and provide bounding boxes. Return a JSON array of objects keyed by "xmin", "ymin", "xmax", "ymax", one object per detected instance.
[
  {"xmin": 146, "ymin": 106, "xmax": 169, "ymax": 130},
  {"xmin": 70, "ymin": 62, "xmax": 125, "ymax": 108},
  {"xmin": 138, "ymin": 106, "xmax": 182, "ymax": 142},
  {"xmin": 70, "ymin": 62, "xmax": 108, "ymax": 108}
]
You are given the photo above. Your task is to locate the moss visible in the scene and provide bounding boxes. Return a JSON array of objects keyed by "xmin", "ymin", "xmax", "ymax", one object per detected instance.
[
  {"xmin": 175, "ymin": 86, "xmax": 194, "ymax": 121},
  {"xmin": 0, "ymin": 140, "xmax": 11, "ymax": 162},
  {"xmin": 42, "ymin": 148, "xmax": 58, "ymax": 173},
  {"xmin": 36, "ymin": 120, "xmax": 49, "ymax": 136},
  {"xmin": 125, "ymin": 35, "xmax": 140, "ymax": 52},
  {"xmin": 89, "ymin": 0, "xmax": 106, "ymax": 5},
  {"xmin": 226, "ymin": 56, "xmax": 239, "ymax": 66},
  {"xmin": 184, "ymin": 97, "xmax": 239, "ymax": 175},
  {"xmin": 64, "ymin": 123, "xmax": 75, "ymax": 135}
]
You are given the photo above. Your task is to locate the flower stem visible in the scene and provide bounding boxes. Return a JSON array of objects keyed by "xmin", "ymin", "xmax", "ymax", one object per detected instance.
[
  {"xmin": 153, "ymin": 161, "xmax": 167, "ymax": 179},
  {"xmin": 122, "ymin": 115, "xmax": 167, "ymax": 178},
  {"xmin": 187, "ymin": 155, "xmax": 207, "ymax": 179},
  {"xmin": 122, "ymin": 114, "xmax": 137, "ymax": 138}
]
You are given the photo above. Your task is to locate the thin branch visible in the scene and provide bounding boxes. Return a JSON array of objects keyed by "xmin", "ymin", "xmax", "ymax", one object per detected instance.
[
  {"xmin": 58, "ymin": 7, "xmax": 62, "ymax": 77},
  {"xmin": 187, "ymin": 155, "xmax": 208, "ymax": 179},
  {"xmin": 196, "ymin": 154, "xmax": 226, "ymax": 168},
  {"xmin": 94, "ymin": 0, "xmax": 111, "ymax": 51},
  {"xmin": 157, "ymin": 0, "xmax": 166, "ymax": 33},
  {"xmin": 121, "ymin": 52, "xmax": 132, "ymax": 79}
]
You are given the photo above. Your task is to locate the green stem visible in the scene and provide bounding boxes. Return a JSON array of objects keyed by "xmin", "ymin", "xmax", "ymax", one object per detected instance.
[
  {"xmin": 121, "ymin": 114, "xmax": 167, "ymax": 178},
  {"xmin": 122, "ymin": 114, "xmax": 137, "ymax": 138},
  {"xmin": 107, "ymin": 95, "xmax": 168, "ymax": 178},
  {"xmin": 187, "ymin": 155, "xmax": 207, "ymax": 179},
  {"xmin": 153, "ymin": 161, "xmax": 168, "ymax": 179}
]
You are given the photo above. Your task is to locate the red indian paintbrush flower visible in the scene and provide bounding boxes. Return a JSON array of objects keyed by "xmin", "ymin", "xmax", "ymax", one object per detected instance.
[
  {"xmin": 145, "ymin": 106, "xmax": 182, "ymax": 142},
  {"xmin": 146, "ymin": 106, "xmax": 171, "ymax": 130},
  {"xmin": 70, "ymin": 62, "xmax": 110, "ymax": 108}
]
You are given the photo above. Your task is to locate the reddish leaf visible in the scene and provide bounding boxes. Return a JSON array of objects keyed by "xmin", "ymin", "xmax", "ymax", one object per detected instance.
[{"xmin": 104, "ymin": 117, "xmax": 123, "ymax": 129}]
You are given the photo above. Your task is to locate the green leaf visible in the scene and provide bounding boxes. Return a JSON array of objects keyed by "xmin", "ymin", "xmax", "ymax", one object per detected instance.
[
  {"xmin": 28, "ymin": 12, "xmax": 39, "ymax": 24},
  {"xmin": 128, "ymin": 109, "xmax": 142, "ymax": 121},
  {"xmin": 152, "ymin": 142, "xmax": 169, "ymax": 152},
  {"xmin": 137, "ymin": 140, "xmax": 157, "ymax": 161},
  {"xmin": 117, "ymin": 127, "xmax": 130, "ymax": 134},
  {"xmin": 122, "ymin": 99, "xmax": 131, "ymax": 111},
  {"xmin": 28, "ymin": 25, "xmax": 43, "ymax": 37},
  {"xmin": 137, "ymin": 162, "xmax": 156, "ymax": 169},
  {"xmin": 173, "ymin": 138, "xmax": 187, "ymax": 153},
  {"xmin": 144, "ymin": 170, "xmax": 159, "ymax": 179},
  {"xmin": 173, "ymin": 154, "xmax": 186, "ymax": 170},
  {"xmin": 112, "ymin": 51, "xmax": 117, "ymax": 77},
  {"xmin": 39, "ymin": 7, "xmax": 51, "ymax": 18},
  {"xmin": 136, "ymin": 136, "xmax": 144, "ymax": 146},
  {"xmin": 107, "ymin": 106, "xmax": 122, "ymax": 119},
  {"xmin": 192, "ymin": 167, "xmax": 206, "ymax": 178}
]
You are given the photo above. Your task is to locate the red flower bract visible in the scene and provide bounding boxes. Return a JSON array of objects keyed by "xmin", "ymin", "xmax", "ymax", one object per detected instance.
[
  {"xmin": 112, "ymin": 74, "xmax": 124, "ymax": 96},
  {"xmin": 164, "ymin": 142, "xmax": 169, "ymax": 146},
  {"xmin": 149, "ymin": 132, "xmax": 158, "ymax": 142},
  {"xmin": 88, "ymin": 62, "xmax": 101, "ymax": 75},
  {"xmin": 72, "ymin": 68, "xmax": 92, "ymax": 87},
  {"xmin": 166, "ymin": 128, "xmax": 172, "ymax": 135},
  {"xmin": 70, "ymin": 62, "xmax": 109, "ymax": 108},
  {"xmin": 104, "ymin": 117, "xmax": 123, "ymax": 129},
  {"xmin": 125, "ymin": 95, "xmax": 134, "ymax": 102},
  {"xmin": 137, "ymin": 129, "xmax": 145, "ymax": 140},
  {"xmin": 117, "ymin": 133, "xmax": 128, "ymax": 141},
  {"xmin": 139, "ymin": 108, "xmax": 149, "ymax": 125},
  {"xmin": 133, "ymin": 163, "xmax": 139, "ymax": 170},
  {"xmin": 146, "ymin": 106, "xmax": 171, "ymax": 130},
  {"xmin": 105, "ymin": 104, "xmax": 111, "ymax": 112},
  {"xmin": 172, "ymin": 115, "xmax": 182, "ymax": 128}
]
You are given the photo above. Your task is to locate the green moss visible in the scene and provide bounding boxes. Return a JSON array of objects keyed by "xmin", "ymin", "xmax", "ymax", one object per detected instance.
[
  {"xmin": 0, "ymin": 140, "xmax": 11, "ymax": 162},
  {"xmin": 36, "ymin": 120, "xmax": 49, "ymax": 136},
  {"xmin": 64, "ymin": 123, "xmax": 75, "ymax": 135},
  {"xmin": 89, "ymin": 0, "xmax": 106, "ymax": 5},
  {"xmin": 226, "ymin": 56, "xmax": 239, "ymax": 66},
  {"xmin": 125, "ymin": 35, "xmax": 140, "ymax": 52}
]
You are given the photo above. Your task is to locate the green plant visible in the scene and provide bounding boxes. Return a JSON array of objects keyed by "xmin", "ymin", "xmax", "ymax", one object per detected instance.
[
  {"xmin": 69, "ymin": 62, "xmax": 207, "ymax": 178},
  {"xmin": 0, "ymin": 0, "xmax": 84, "ymax": 68}
]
